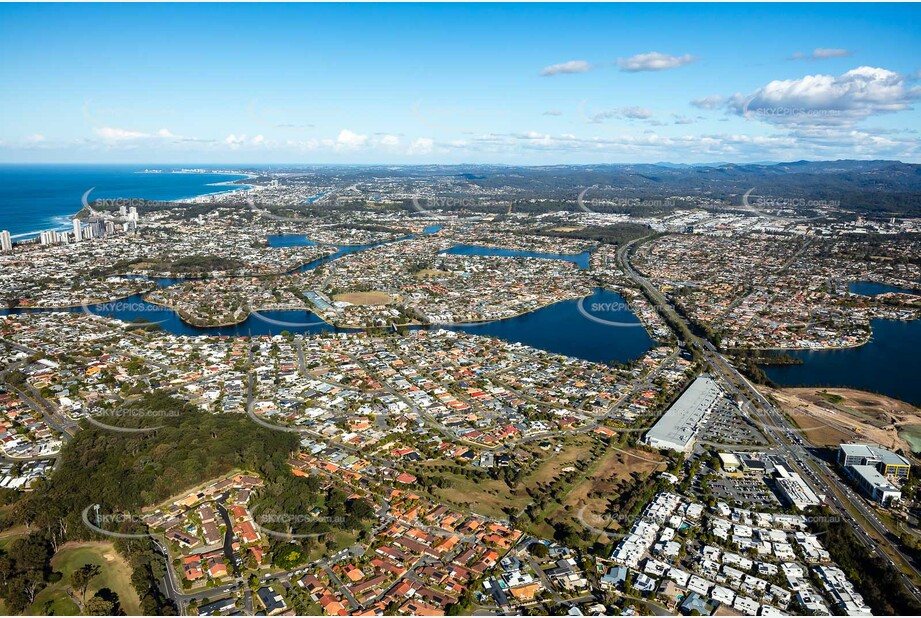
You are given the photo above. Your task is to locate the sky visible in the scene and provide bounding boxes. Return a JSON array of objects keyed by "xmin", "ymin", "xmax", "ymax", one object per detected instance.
[{"xmin": 1, "ymin": 2, "xmax": 920, "ymax": 165}]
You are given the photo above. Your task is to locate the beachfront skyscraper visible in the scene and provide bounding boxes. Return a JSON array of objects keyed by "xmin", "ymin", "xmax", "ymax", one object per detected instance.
[
  {"xmin": 72, "ymin": 218, "xmax": 82, "ymax": 242},
  {"xmin": 0, "ymin": 230, "xmax": 12, "ymax": 252}
]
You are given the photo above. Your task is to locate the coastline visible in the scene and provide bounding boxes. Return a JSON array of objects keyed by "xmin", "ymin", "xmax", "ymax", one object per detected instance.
[{"xmin": 2, "ymin": 167, "xmax": 257, "ymax": 240}]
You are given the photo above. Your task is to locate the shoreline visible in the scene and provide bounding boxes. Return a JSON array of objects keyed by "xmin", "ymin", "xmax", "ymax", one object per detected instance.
[
  {"xmin": 139, "ymin": 289, "xmax": 598, "ymax": 331},
  {"xmin": 2, "ymin": 285, "xmax": 158, "ymax": 312},
  {"xmin": 5, "ymin": 285, "xmax": 650, "ymax": 336},
  {"xmin": 745, "ymin": 312, "xmax": 921, "ymax": 353}
]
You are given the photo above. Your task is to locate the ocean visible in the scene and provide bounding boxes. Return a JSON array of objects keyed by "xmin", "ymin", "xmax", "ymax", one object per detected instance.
[{"xmin": 0, "ymin": 164, "xmax": 250, "ymax": 239}]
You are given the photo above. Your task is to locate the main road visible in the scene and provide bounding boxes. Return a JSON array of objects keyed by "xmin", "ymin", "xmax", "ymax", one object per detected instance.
[{"xmin": 616, "ymin": 235, "xmax": 921, "ymax": 602}]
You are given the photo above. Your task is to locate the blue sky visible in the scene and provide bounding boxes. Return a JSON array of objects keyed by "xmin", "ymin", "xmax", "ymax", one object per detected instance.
[{"xmin": 1, "ymin": 2, "xmax": 919, "ymax": 164}]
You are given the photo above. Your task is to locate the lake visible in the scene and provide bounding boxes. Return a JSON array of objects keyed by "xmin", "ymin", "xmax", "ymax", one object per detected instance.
[{"xmin": 763, "ymin": 317, "xmax": 921, "ymax": 407}]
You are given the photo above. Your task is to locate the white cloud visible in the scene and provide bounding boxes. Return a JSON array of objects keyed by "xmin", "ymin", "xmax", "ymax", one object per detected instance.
[
  {"xmin": 617, "ymin": 52, "xmax": 697, "ymax": 72},
  {"xmin": 619, "ymin": 106, "xmax": 654, "ymax": 120},
  {"xmin": 791, "ymin": 48, "xmax": 853, "ymax": 61},
  {"xmin": 25, "ymin": 134, "xmax": 45, "ymax": 143},
  {"xmin": 589, "ymin": 107, "xmax": 655, "ymax": 123},
  {"xmin": 407, "ymin": 137, "xmax": 434, "ymax": 155},
  {"xmin": 224, "ymin": 133, "xmax": 247, "ymax": 149},
  {"xmin": 335, "ymin": 129, "xmax": 367, "ymax": 150},
  {"xmin": 379, "ymin": 134, "xmax": 400, "ymax": 147},
  {"xmin": 252, "ymin": 134, "xmax": 265, "ymax": 145},
  {"xmin": 540, "ymin": 60, "xmax": 592, "ymax": 76},
  {"xmin": 542, "ymin": 110, "xmax": 563, "ymax": 116},
  {"xmin": 691, "ymin": 95, "xmax": 726, "ymax": 110},
  {"xmin": 731, "ymin": 66, "xmax": 921, "ymax": 126},
  {"xmin": 95, "ymin": 126, "xmax": 150, "ymax": 141}
]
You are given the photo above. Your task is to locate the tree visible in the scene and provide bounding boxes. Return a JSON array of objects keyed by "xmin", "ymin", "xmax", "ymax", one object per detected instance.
[
  {"xmin": 84, "ymin": 595, "xmax": 116, "ymax": 615},
  {"xmin": 529, "ymin": 542, "xmax": 550, "ymax": 559},
  {"xmin": 71, "ymin": 563, "xmax": 101, "ymax": 605}
]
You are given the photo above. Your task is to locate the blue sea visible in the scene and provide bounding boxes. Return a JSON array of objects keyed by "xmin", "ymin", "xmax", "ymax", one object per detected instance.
[{"xmin": 0, "ymin": 164, "xmax": 250, "ymax": 239}]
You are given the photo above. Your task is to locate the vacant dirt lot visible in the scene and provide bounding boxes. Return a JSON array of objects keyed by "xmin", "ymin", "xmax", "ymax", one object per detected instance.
[
  {"xmin": 770, "ymin": 387, "xmax": 921, "ymax": 454},
  {"xmin": 333, "ymin": 291, "xmax": 395, "ymax": 305}
]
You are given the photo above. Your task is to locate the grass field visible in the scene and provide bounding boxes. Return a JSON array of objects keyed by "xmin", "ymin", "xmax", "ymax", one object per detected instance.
[
  {"xmin": 0, "ymin": 524, "xmax": 32, "ymax": 551},
  {"xmin": 415, "ymin": 434, "xmax": 665, "ymax": 541},
  {"xmin": 29, "ymin": 542, "xmax": 143, "ymax": 616},
  {"xmin": 413, "ymin": 435, "xmax": 601, "ymax": 519},
  {"xmin": 415, "ymin": 268, "xmax": 450, "ymax": 278},
  {"xmin": 305, "ymin": 530, "xmax": 358, "ymax": 563},
  {"xmin": 785, "ymin": 408, "xmax": 853, "ymax": 447},
  {"xmin": 417, "ymin": 462, "xmax": 529, "ymax": 519},
  {"xmin": 532, "ymin": 445, "xmax": 666, "ymax": 543},
  {"xmin": 553, "ymin": 447, "xmax": 666, "ymax": 530}
]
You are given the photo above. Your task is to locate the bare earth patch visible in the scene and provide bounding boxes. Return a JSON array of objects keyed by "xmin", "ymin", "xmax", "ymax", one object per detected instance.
[
  {"xmin": 333, "ymin": 291, "xmax": 395, "ymax": 305},
  {"xmin": 769, "ymin": 387, "xmax": 921, "ymax": 454}
]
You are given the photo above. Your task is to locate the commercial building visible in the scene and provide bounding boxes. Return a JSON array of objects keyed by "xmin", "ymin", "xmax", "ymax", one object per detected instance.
[
  {"xmin": 846, "ymin": 465, "xmax": 901, "ymax": 506},
  {"xmin": 644, "ymin": 375, "xmax": 721, "ymax": 452},
  {"xmin": 718, "ymin": 452, "xmax": 741, "ymax": 472},
  {"xmin": 39, "ymin": 230, "xmax": 66, "ymax": 246},
  {"xmin": 774, "ymin": 464, "xmax": 822, "ymax": 510},
  {"xmin": 837, "ymin": 444, "xmax": 910, "ymax": 478}
]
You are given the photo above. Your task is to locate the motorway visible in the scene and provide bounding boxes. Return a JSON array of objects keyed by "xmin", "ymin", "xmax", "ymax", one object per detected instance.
[{"xmin": 616, "ymin": 236, "xmax": 921, "ymax": 603}]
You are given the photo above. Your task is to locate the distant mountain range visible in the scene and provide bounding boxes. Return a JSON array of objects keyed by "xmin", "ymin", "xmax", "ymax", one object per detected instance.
[
  {"xmin": 246, "ymin": 160, "xmax": 921, "ymax": 217},
  {"xmin": 452, "ymin": 160, "xmax": 921, "ymax": 216}
]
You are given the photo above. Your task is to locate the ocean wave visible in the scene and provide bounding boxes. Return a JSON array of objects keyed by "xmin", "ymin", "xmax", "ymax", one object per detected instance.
[{"xmin": 11, "ymin": 215, "xmax": 73, "ymax": 239}]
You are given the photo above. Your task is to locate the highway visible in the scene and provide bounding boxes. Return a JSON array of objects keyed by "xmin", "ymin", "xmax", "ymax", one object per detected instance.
[{"xmin": 616, "ymin": 235, "xmax": 921, "ymax": 602}]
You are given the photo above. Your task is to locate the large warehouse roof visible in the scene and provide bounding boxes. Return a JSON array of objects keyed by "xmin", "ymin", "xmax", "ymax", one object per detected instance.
[{"xmin": 644, "ymin": 375, "xmax": 722, "ymax": 452}]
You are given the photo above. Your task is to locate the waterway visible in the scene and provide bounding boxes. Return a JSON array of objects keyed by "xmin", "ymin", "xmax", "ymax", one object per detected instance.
[
  {"xmin": 848, "ymin": 281, "xmax": 920, "ymax": 297},
  {"xmin": 763, "ymin": 289, "xmax": 921, "ymax": 408},
  {"xmin": 2, "ymin": 230, "xmax": 653, "ymax": 365}
]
